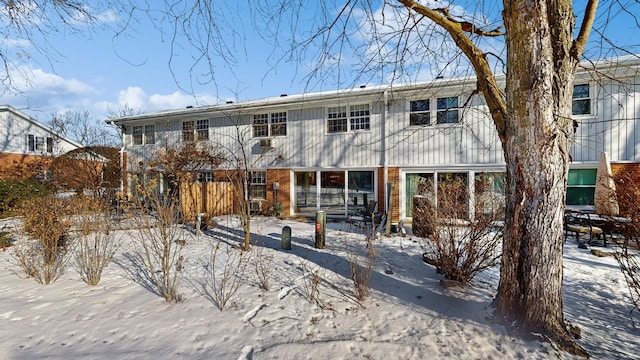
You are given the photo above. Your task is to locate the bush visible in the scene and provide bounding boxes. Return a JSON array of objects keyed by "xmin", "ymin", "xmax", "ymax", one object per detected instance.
[
  {"xmin": 12, "ymin": 195, "xmax": 72, "ymax": 284},
  {"xmin": 71, "ymin": 196, "xmax": 118, "ymax": 286},
  {"xmin": 205, "ymin": 240, "xmax": 250, "ymax": 311},
  {"xmin": 0, "ymin": 179, "xmax": 50, "ymax": 217},
  {"xmin": 612, "ymin": 173, "xmax": 640, "ymax": 322},
  {"xmin": 130, "ymin": 178, "xmax": 185, "ymax": 302},
  {"xmin": 347, "ymin": 234, "xmax": 376, "ymax": 302},
  {"xmin": 417, "ymin": 179, "xmax": 503, "ymax": 284}
]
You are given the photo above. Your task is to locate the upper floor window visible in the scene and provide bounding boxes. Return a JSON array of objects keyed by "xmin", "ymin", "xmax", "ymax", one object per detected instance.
[
  {"xmin": 145, "ymin": 125, "xmax": 156, "ymax": 144},
  {"xmin": 327, "ymin": 104, "xmax": 370, "ymax": 133},
  {"xmin": 437, "ymin": 97, "xmax": 459, "ymax": 124},
  {"xmin": 182, "ymin": 121, "xmax": 194, "ymax": 142},
  {"xmin": 253, "ymin": 112, "xmax": 287, "ymax": 138},
  {"xmin": 572, "ymin": 84, "xmax": 591, "ymax": 115},
  {"xmin": 28, "ymin": 135, "xmax": 53, "ymax": 153},
  {"xmin": 350, "ymin": 104, "xmax": 370, "ymax": 131},
  {"xmin": 410, "ymin": 97, "xmax": 459, "ymax": 125},
  {"xmin": 132, "ymin": 124, "xmax": 156, "ymax": 145},
  {"xmin": 196, "ymin": 119, "xmax": 209, "ymax": 140},
  {"xmin": 182, "ymin": 120, "xmax": 209, "ymax": 142},
  {"xmin": 409, "ymin": 100, "xmax": 430, "ymax": 125},
  {"xmin": 35, "ymin": 136, "xmax": 45, "ymax": 152}
]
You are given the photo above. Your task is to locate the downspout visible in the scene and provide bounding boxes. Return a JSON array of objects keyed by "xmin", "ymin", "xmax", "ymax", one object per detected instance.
[
  {"xmin": 383, "ymin": 89, "xmax": 389, "ymax": 216},
  {"xmin": 108, "ymin": 121, "xmax": 125, "ymax": 194}
]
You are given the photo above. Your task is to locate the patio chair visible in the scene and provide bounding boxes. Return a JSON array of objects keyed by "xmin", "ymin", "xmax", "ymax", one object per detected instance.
[
  {"xmin": 564, "ymin": 209, "xmax": 605, "ymax": 247},
  {"xmin": 348, "ymin": 200, "xmax": 380, "ymax": 230}
]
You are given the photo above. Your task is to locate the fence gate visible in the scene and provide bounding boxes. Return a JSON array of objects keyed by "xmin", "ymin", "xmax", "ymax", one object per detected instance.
[{"xmin": 180, "ymin": 181, "xmax": 234, "ymax": 221}]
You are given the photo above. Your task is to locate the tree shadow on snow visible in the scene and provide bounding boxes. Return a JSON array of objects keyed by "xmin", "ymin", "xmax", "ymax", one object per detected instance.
[{"xmin": 209, "ymin": 217, "xmax": 491, "ymax": 324}]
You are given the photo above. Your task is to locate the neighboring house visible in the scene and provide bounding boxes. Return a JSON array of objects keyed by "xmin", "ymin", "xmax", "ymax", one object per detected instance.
[
  {"xmin": 0, "ymin": 105, "xmax": 83, "ymax": 174},
  {"xmin": 110, "ymin": 56, "xmax": 640, "ymax": 222}
]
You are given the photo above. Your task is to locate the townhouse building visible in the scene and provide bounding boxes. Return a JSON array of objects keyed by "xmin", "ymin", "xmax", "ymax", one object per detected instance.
[
  {"xmin": 0, "ymin": 105, "xmax": 83, "ymax": 174},
  {"xmin": 110, "ymin": 56, "xmax": 640, "ymax": 222}
]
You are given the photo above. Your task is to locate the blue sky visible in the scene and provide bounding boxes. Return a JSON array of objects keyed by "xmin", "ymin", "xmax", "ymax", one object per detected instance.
[{"xmin": 1, "ymin": 1, "xmax": 638, "ymax": 127}]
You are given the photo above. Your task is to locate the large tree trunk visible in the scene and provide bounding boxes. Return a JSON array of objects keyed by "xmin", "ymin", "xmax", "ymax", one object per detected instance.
[{"xmin": 495, "ymin": 1, "xmax": 585, "ymax": 356}]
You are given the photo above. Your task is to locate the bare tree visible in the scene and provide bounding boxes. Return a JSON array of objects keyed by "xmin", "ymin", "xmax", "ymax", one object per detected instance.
[
  {"xmin": 49, "ymin": 110, "xmax": 120, "ymax": 147},
  {"xmin": 0, "ymin": 1, "xmax": 128, "ymax": 94},
  {"xmin": 231, "ymin": 0, "xmax": 639, "ymax": 356}
]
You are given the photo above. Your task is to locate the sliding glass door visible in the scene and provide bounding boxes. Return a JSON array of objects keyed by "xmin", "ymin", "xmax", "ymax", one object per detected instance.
[{"xmin": 294, "ymin": 170, "xmax": 375, "ymax": 216}]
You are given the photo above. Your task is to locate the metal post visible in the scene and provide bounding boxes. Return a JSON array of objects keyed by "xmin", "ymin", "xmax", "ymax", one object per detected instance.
[
  {"xmin": 282, "ymin": 226, "xmax": 292, "ymax": 250},
  {"xmin": 195, "ymin": 212, "xmax": 205, "ymax": 236},
  {"xmin": 315, "ymin": 210, "xmax": 326, "ymax": 249}
]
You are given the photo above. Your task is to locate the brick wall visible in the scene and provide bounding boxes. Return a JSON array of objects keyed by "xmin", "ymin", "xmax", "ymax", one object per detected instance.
[
  {"xmin": 377, "ymin": 167, "xmax": 400, "ymax": 222},
  {"xmin": 267, "ymin": 169, "xmax": 291, "ymax": 216}
]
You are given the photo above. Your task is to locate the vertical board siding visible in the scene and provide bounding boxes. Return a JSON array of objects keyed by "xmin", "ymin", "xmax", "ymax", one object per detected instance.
[
  {"xmin": 571, "ymin": 75, "xmax": 640, "ymax": 162},
  {"xmin": 121, "ymin": 70, "xmax": 639, "ymax": 176},
  {"xmin": 385, "ymin": 93, "xmax": 504, "ymax": 167}
]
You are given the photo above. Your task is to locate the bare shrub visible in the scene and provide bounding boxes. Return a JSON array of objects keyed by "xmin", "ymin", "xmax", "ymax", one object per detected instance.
[
  {"xmin": 205, "ymin": 240, "xmax": 250, "ymax": 311},
  {"xmin": 12, "ymin": 195, "xmax": 72, "ymax": 284},
  {"xmin": 130, "ymin": 179, "xmax": 185, "ymax": 302},
  {"xmin": 296, "ymin": 260, "xmax": 338, "ymax": 310},
  {"xmin": 612, "ymin": 173, "xmax": 640, "ymax": 322},
  {"xmin": 347, "ymin": 230, "xmax": 376, "ymax": 302},
  {"xmin": 251, "ymin": 245, "xmax": 273, "ymax": 291},
  {"xmin": 71, "ymin": 197, "xmax": 118, "ymax": 286},
  {"xmin": 418, "ymin": 178, "xmax": 503, "ymax": 284}
]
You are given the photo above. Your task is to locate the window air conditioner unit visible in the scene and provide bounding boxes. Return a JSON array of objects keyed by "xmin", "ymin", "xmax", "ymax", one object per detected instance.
[
  {"xmin": 259, "ymin": 139, "xmax": 272, "ymax": 148},
  {"xmin": 249, "ymin": 200, "xmax": 262, "ymax": 213}
]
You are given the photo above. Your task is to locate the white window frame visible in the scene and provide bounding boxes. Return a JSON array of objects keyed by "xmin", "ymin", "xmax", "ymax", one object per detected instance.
[
  {"xmin": 249, "ymin": 170, "xmax": 267, "ymax": 199},
  {"xmin": 572, "ymin": 83, "xmax": 592, "ymax": 116},
  {"xmin": 132, "ymin": 125, "xmax": 144, "ymax": 145},
  {"xmin": 35, "ymin": 136, "xmax": 45, "ymax": 152},
  {"xmin": 270, "ymin": 112, "xmax": 287, "ymax": 136},
  {"xmin": 436, "ymin": 96, "xmax": 460, "ymax": 124},
  {"xmin": 196, "ymin": 119, "xmax": 209, "ymax": 141},
  {"xmin": 182, "ymin": 120, "xmax": 209, "ymax": 142},
  {"xmin": 144, "ymin": 124, "xmax": 156, "ymax": 144},
  {"xmin": 409, "ymin": 97, "xmax": 460, "ymax": 126},
  {"xmin": 409, "ymin": 99, "xmax": 431, "ymax": 125},
  {"xmin": 252, "ymin": 114, "xmax": 269, "ymax": 138},
  {"xmin": 182, "ymin": 121, "xmax": 195, "ymax": 142},
  {"xmin": 327, "ymin": 104, "xmax": 370, "ymax": 133},
  {"xmin": 132, "ymin": 124, "xmax": 156, "ymax": 145}
]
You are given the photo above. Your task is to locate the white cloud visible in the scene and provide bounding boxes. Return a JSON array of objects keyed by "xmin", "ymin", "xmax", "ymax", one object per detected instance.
[
  {"xmin": 108, "ymin": 86, "xmax": 219, "ymax": 114},
  {"xmin": 0, "ymin": 65, "xmax": 104, "ymax": 122},
  {"xmin": 2, "ymin": 38, "xmax": 31, "ymax": 48},
  {"xmin": 149, "ymin": 91, "xmax": 200, "ymax": 110}
]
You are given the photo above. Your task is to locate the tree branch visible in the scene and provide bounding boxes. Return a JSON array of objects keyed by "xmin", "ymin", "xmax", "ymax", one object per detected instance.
[
  {"xmin": 433, "ymin": 7, "xmax": 504, "ymax": 37},
  {"xmin": 572, "ymin": 0, "xmax": 599, "ymax": 58},
  {"xmin": 397, "ymin": 0, "xmax": 507, "ymax": 141}
]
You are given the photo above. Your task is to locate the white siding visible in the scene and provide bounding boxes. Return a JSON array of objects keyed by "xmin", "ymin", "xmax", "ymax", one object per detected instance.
[
  {"xmin": 0, "ymin": 106, "xmax": 80, "ymax": 156},
  {"xmin": 571, "ymin": 75, "xmax": 640, "ymax": 162},
  {"xmin": 117, "ymin": 60, "xmax": 640, "ymax": 173}
]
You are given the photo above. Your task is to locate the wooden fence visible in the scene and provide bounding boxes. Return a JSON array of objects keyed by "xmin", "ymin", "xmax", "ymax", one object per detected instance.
[{"xmin": 180, "ymin": 181, "xmax": 234, "ymax": 221}]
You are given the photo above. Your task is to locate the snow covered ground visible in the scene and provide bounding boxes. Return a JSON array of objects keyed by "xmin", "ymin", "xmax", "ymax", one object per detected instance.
[{"xmin": 0, "ymin": 215, "xmax": 638, "ymax": 359}]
